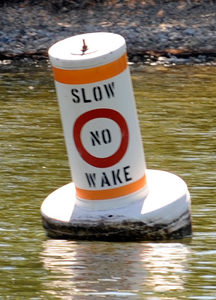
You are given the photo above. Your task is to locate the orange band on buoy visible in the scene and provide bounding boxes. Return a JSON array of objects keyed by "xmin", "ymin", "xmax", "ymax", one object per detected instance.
[
  {"xmin": 75, "ymin": 174, "xmax": 147, "ymax": 200},
  {"xmin": 52, "ymin": 53, "xmax": 128, "ymax": 84}
]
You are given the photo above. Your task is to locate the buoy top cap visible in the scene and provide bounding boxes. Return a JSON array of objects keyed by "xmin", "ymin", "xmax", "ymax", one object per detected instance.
[{"xmin": 48, "ymin": 32, "xmax": 126, "ymax": 70}]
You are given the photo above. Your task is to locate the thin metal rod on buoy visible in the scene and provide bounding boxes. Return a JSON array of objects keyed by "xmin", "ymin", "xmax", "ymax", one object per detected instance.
[{"xmin": 81, "ymin": 39, "xmax": 88, "ymax": 55}]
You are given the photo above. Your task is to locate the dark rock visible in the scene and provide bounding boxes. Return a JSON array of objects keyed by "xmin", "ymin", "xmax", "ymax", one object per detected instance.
[{"xmin": 183, "ymin": 28, "xmax": 196, "ymax": 36}]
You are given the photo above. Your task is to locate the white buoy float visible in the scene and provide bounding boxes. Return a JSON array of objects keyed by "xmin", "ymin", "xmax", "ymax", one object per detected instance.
[{"xmin": 41, "ymin": 32, "xmax": 192, "ymax": 240}]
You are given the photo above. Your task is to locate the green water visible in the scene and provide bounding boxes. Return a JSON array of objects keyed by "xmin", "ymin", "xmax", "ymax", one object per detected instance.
[{"xmin": 0, "ymin": 61, "xmax": 216, "ymax": 299}]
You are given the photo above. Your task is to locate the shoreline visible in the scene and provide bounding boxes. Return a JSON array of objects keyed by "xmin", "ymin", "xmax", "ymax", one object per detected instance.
[{"xmin": 1, "ymin": 1, "xmax": 216, "ymax": 65}]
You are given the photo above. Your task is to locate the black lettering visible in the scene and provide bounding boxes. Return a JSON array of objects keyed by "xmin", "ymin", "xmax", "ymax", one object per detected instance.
[
  {"xmin": 81, "ymin": 88, "xmax": 91, "ymax": 103},
  {"xmin": 102, "ymin": 129, "xmax": 111, "ymax": 144},
  {"xmin": 90, "ymin": 131, "xmax": 101, "ymax": 146},
  {"xmin": 112, "ymin": 169, "xmax": 122, "ymax": 185},
  {"xmin": 85, "ymin": 173, "xmax": 96, "ymax": 187},
  {"xmin": 124, "ymin": 166, "xmax": 132, "ymax": 182},
  {"xmin": 93, "ymin": 86, "xmax": 102, "ymax": 101},
  {"xmin": 90, "ymin": 129, "xmax": 112, "ymax": 146},
  {"xmin": 104, "ymin": 82, "xmax": 115, "ymax": 98},
  {"xmin": 71, "ymin": 89, "xmax": 80, "ymax": 103},
  {"xmin": 101, "ymin": 172, "xmax": 111, "ymax": 187}
]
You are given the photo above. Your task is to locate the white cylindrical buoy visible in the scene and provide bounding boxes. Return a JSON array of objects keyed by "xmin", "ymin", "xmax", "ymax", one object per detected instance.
[
  {"xmin": 48, "ymin": 32, "xmax": 147, "ymax": 207},
  {"xmin": 41, "ymin": 32, "xmax": 192, "ymax": 240}
]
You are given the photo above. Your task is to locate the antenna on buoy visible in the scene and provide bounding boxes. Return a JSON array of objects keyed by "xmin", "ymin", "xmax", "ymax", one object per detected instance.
[{"xmin": 81, "ymin": 39, "xmax": 88, "ymax": 55}]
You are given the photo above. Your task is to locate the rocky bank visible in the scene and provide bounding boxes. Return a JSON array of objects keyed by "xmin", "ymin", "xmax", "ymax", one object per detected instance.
[{"xmin": 1, "ymin": 0, "xmax": 216, "ymax": 64}]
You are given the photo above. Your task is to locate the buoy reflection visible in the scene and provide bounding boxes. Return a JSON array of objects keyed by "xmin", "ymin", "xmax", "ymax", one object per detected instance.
[
  {"xmin": 141, "ymin": 242, "xmax": 190, "ymax": 292},
  {"xmin": 41, "ymin": 240, "xmax": 190, "ymax": 298}
]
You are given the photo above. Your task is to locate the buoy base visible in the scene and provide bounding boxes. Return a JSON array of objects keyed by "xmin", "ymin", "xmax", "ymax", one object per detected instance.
[
  {"xmin": 42, "ymin": 215, "xmax": 191, "ymax": 241},
  {"xmin": 41, "ymin": 169, "xmax": 192, "ymax": 241}
]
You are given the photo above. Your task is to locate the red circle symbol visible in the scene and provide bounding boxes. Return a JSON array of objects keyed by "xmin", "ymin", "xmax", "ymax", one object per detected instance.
[{"xmin": 73, "ymin": 108, "xmax": 129, "ymax": 168}]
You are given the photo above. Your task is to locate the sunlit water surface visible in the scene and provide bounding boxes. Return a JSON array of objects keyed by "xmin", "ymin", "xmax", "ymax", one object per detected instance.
[{"xmin": 0, "ymin": 61, "xmax": 216, "ymax": 299}]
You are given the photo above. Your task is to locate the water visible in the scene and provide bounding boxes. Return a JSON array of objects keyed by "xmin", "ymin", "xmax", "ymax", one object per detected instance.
[{"xmin": 0, "ymin": 61, "xmax": 216, "ymax": 299}]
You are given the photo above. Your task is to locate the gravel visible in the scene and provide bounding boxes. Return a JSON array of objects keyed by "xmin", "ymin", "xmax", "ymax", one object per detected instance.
[{"xmin": 1, "ymin": 0, "xmax": 216, "ymax": 64}]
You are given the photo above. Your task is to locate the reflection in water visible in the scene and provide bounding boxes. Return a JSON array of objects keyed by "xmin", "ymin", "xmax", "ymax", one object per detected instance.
[
  {"xmin": 142, "ymin": 243, "xmax": 190, "ymax": 293},
  {"xmin": 41, "ymin": 240, "xmax": 190, "ymax": 298}
]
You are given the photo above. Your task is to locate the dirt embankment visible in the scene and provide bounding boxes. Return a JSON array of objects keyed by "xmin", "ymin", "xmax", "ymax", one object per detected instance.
[{"xmin": 1, "ymin": 0, "xmax": 216, "ymax": 64}]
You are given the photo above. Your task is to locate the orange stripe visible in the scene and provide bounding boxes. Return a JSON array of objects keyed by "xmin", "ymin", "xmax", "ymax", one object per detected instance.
[
  {"xmin": 75, "ymin": 174, "xmax": 147, "ymax": 200},
  {"xmin": 52, "ymin": 53, "xmax": 128, "ymax": 84}
]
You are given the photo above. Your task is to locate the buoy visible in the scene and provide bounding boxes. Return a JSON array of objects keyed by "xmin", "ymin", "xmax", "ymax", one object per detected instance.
[{"xmin": 41, "ymin": 32, "xmax": 192, "ymax": 240}]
